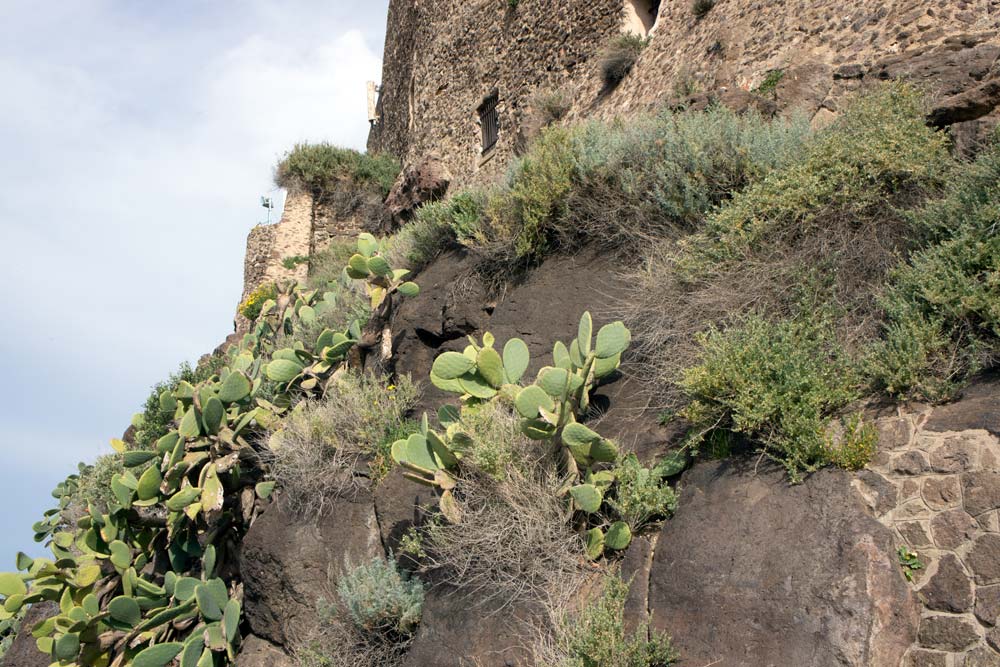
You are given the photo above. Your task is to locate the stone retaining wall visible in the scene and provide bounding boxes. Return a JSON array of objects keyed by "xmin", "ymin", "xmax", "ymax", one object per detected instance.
[{"xmin": 862, "ymin": 379, "xmax": 1000, "ymax": 666}]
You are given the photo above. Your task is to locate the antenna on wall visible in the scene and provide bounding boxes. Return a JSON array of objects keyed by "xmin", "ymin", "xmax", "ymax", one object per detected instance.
[
  {"xmin": 261, "ymin": 196, "xmax": 274, "ymax": 225},
  {"xmin": 367, "ymin": 81, "xmax": 381, "ymax": 125}
]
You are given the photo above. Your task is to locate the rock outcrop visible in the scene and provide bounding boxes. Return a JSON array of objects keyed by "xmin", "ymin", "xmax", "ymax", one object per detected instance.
[{"xmin": 647, "ymin": 461, "xmax": 919, "ymax": 667}]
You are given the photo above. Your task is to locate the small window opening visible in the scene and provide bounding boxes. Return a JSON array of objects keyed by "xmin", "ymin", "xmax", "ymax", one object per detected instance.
[
  {"xmin": 478, "ymin": 92, "xmax": 500, "ymax": 154},
  {"xmin": 623, "ymin": 0, "xmax": 661, "ymax": 36}
]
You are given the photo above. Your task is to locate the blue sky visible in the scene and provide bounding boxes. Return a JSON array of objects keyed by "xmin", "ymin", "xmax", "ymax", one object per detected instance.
[{"xmin": 0, "ymin": 1, "xmax": 389, "ymax": 563}]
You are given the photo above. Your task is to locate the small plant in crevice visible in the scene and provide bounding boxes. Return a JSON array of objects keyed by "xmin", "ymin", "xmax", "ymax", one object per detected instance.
[
  {"xmin": 535, "ymin": 573, "xmax": 677, "ymax": 667},
  {"xmin": 692, "ymin": 0, "xmax": 716, "ymax": 18},
  {"xmin": 337, "ymin": 557, "xmax": 425, "ymax": 637},
  {"xmin": 823, "ymin": 414, "xmax": 878, "ymax": 472},
  {"xmin": 282, "ymin": 254, "xmax": 310, "ymax": 270},
  {"xmin": 239, "ymin": 281, "xmax": 279, "ymax": 321},
  {"xmin": 599, "ymin": 33, "xmax": 650, "ymax": 88},
  {"xmin": 898, "ymin": 547, "xmax": 924, "ymax": 582},
  {"xmin": 753, "ymin": 68, "xmax": 785, "ymax": 97}
]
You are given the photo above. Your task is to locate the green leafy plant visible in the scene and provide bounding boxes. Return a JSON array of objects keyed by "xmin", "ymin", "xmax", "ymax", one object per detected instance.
[
  {"xmin": 753, "ymin": 69, "xmax": 785, "ymax": 97},
  {"xmin": 824, "ymin": 414, "xmax": 878, "ymax": 471},
  {"xmin": 898, "ymin": 547, "xmax": 924, "ymax": 582},
  {"xmin": 606, "ymin": 453, "xmax": 681, "ymax": 534},
  {"xmin": 680, "ymin": 313, "xmax": 861, "ymax": 480},
  {"xmin": 337, "ymin": 557, "xmax": 424, "ymax": 637},
  {"xmin": 282, "ymin": 254, "xmax": 310, "ymax": 270},
  {"xmin": 276, "ymin": 143, "xmax": 400, "ymax": 198},
  {"xmin": 539, "ymin": 573, "xmax": 677, "ymax": 667},
  {"xmin": 239, "ymin": 282, "xmax": 278, "ymax": 321}
]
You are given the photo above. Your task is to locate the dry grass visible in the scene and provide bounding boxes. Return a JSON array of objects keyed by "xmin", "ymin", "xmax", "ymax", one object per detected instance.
[
  {"xmin": 424, "ymin": 462, "xmax": 586, "ymax": 610},
  {"xmin": 266, "ymin": 373, "xmax": 419, "ymax": 516},
  {"xmin": 294, "ymin": 601, "xmax": 414, "ymax": 667}
]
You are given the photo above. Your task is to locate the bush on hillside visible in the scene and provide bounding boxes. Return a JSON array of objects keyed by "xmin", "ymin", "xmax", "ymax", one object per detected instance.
[
  {"xmin": 869, "ymin": 143, "xmax": 1000, "ymax": 399},
  {"xmin": 276, "ymin": 143, "xmax": 400, "ymax": 198},
  {"xmin": 535, "ymin": 573, "xmax": 677, "ymax": 667},
  {"xmin": 680, "ymin": 313, "xmax": 862, "ymax": 479},
  {"xmin": 623, "ymin": 83, "xmax": 954, "ymax": 402},
  {"xmin": 599, "ymin": 34, "xmax": 650, "ymax": 87},
  {"xmin": 131, "ymin": 357, "xmax": 225, "ymax": 450}
]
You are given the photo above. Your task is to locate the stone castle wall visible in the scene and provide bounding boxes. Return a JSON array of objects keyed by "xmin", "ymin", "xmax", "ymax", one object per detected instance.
[
  {"xmin": 369, "ymin": 0, "xmax": 1000, "ymax": 187},
  {"xmin": 237, "ymin": 189, "xmax": 366, "ymax": 330}
]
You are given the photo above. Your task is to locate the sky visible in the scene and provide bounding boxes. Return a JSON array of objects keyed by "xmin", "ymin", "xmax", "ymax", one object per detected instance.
[{"xmin": 0, "ymin": 0, "xmax": 390, "ymax": 562}]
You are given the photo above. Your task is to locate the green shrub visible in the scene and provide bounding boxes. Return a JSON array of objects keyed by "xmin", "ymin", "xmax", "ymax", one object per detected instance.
[
  {"xmin": 62, "ymin": 453, "xmax": 126, "ymax": 521},
  {"xmin": 268, "ymin": 373, "xmax": 419, "ymax": 513},
  {"xmin": 452, "ymin": 401, "xmax": 530, "ymax": 480},
  {"xmin": 276, "ymin": 143, "xmax": 400, "ymax": 197},
  {"xmin": 680, "ymin": 314, "xmax": 861, "ymax": 479},
  {"xmin": 282, "ymin": 254, "xmax": 310, "ymax": 270},
  {"xmin": 239, "ymin": 282, "xmax": 278, "ymax": 321},
  {"xmin": 753, "ymin": 69, "xmax": 785, "ymax": 97},
  {"xmin": 624, "ymin": 83, "xmax": 954, "ymax": 402},
  {"xmin": 692, "ymin": 0, "xmax": 716, "ymax": 18},
  {"xmin": 607, "ymin": 453, "xmax": 678, "ymax": 533},
  {"xmin": 824, "ymin": 414, "xmax": 878, "ymax": 471},
  {"xmin": 384, "ymin": 213, "xmax": 456, "ymax": 270},
  {"xmin": 538, "ymin": 573, "xmax": 677, "ymax": 667},
  {"xmin": 599, "ymin": 33, "xmax": 650, "ymax": 87},
  {"xmin": 337, "ymin": 557, "xmax": 424, "ymax": 637},
  {"xmin": 869, "ymin": 144, "xmax": 1000, "ymax": 400}
]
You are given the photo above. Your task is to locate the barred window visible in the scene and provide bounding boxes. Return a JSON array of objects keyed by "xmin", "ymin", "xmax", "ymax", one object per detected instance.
[{"xmin": 478, "ymin": 92, "xmax": 499, "ymax": 154}]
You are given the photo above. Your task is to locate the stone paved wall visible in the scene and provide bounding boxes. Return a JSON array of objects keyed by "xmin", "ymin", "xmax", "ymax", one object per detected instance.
[
  {"xmin": 859, "ymin": 379, "xmax": 1000, "ymax": 666},
  {"xmin": 370, "ymin": 0, "xmax": 1000, "ymax": 186}
]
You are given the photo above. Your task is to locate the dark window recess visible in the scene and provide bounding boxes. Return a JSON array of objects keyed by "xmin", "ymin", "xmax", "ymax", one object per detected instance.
[{"xmin": 478, "ymin": 93, "xmax": 499, "ymax": 153}]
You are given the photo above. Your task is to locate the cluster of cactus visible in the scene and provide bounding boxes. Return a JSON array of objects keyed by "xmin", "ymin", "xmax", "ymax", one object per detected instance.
[
  {"xmin": 342, "ymin": 233, "xmax": 419, "ymax": 310},
  {"xmin": 0, "ymin": 278, "xmax": 367, "ymax": 667},
  {"xmin": 263, "ymin": 323, "xmax": 362, "ymax": 400},
  {"xmin": 393, "ymin": 312, "xmax": 654, "ymax": 556},
  {"xmin": 0, "ymin": 603, "xmax": 22, "ymax": 661}
]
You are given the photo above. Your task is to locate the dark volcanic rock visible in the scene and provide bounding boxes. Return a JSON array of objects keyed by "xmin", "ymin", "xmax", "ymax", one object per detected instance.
[
  {"xmin": 648, "ymin": 461, "xmax": 919, "ymax": 666},
  {"xmin": 240, "ymin": 493, "xmax": 383, "ymax": 647},
  {"xmin": 969, "ymin": 534, "xmax": 1000, "ymax": 585},
  {"xmin": 235, "ymin": 635, "xmax": 294, "ymax": 667},
  {"xmin": 1, "ymin": 602, "xmax": 57, "ymax": 667},
  {"xmin": 924, "ymin": 375, "xmax": 1000, "ymax": 436},
  {"xmin": 918, "ymin": 614, "xmax": 981, "ymax": 651},
  {"xmin": 919, "ymin": 554, "xmax": 974, "ymax": 613},
  {"xmin": 401, "ymin": 585, "xmax": 540, "ymax": 667},
  {"xmin": 384, "ymin": 155, "xmax": 451, "ymax": 232},
  {"xmin": 373, "ymin": 467, "xmax": 438, "ymax": 559}
]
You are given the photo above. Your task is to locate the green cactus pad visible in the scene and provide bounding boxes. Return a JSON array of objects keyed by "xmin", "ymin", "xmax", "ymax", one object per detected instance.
[
  {"xmin": 132, "ymin": 642, "xmax": 185, "ymax": 667},
  {"xmin": 593, "ymin": 352, "xmax": 621, "ymax": 378},
  {"xmin": 552, "ymin": 341, "xmax": 572, "ymax": 370},
  {"xmin": 578, "ymin": 311, "xmax": 593, "ymax": 356},
  {"xmin": 347, "ymin": 254, "xmax": 371, "ymax": 276},
  {"xmin": 255, "ymin": 481, "xmax": 275, "ymax": 499},
  {"xmin": 426, "ymin": 430, "xmax": 459, "ymax": 469},
  {"xmin": 178, "ymin": 407, "xmax": 201, "ymax": 439},
  {"xmin": 159, "ymin": 390, "xmax": 178, "ymax": 415},
  {"xmin": 136, "ymin": 465, "xmax": 163, "ymax": 501},
  {"xmin": 590, "ymin": 438, "xmax": 619, "ymax": 463},
  {"xmin": 438, "ymin": 405, "xmax": 460, "ymax": 427},
  {"xmin": 585, "ymin": 528, "xmax": 605, "ymax": 560},
  {"xmin": 476, "ymin": 347, "xmax": 505, "ymax": 388},
  {"xmin": 201, "ymin": 396, "xmax": 225, "ymax": 435},
  {"xmin": 458, "ymin": 372, "xmax": 498, "ymax": 399},
  {"xmin": 108, "ymin": 596, "xmax": 142, "ymax": 626},
  {"xmin": 537, "ymin": 367, "xmax": 583, "ymax": 398},
  {"xmin": 123, "ymin": 451, "xmax": 159, "ymax": 468},
  {"xmin": 521, "ymin": 418, "xmax": 557, "ymax": 440},
  {"xmin": 108, "ymin": 541, "xmax": 131, "ymax": 570},
  {"xmin": 514, "ymin": 385, "xmax": 556, "ymax": 419},
  {"xmin": 595, "ymin": 321, "xmax": 631, "ymax": 358},
  {"xmin": 604, "ymin": 521, "xmax": 632, "ymax": 550},
  {"xmin": 502, "ymin": 338, "xmax": 530, "ymax": 384},
  {"xmin": 569, "ymin": 484, "xmax": 603, "ymax": 513},
  {"xmin": 54, "ymin": 632, "xmax": 80, "ymax": 661},
  {"xmin": 223, "ymin": 598, "xmax": 241, "ymax": 642},
  {"xmin": 265, "ymin": 358, "xmax": 304, "ymax": 383},
  {"xmin": 195, "ymin": 584, "xmax": 223, "ymax": 621},
  {"xmin": 180, "ymin": 637, "xmax": 205, "ymax": 667},
  {"xmin": 165, "ymin": 487, "xmax": 201, "ymax": 512},
  {"xmin": 431, "ymin": 352, "xmax": 476, "ymax": 380},
  {"xmin": 367, "ymin": 255, "xmax": 393, "ymax": 276},
  {"xmin": 391, "ymin": 433, "xmax": 439, "ymax": 472},
  {"xmin": 397, "ymin": 281, "xmax": 420, "ymax": 297},
  {"xmin": 218, "ymin": 371, "xmax": 251, "ymax": 404},
  {"xmin": 0, "ymin": 573, "xmax": 26, "ymax": 598},
  {"xmin": 356, "ymin": 233, "xmax": 379, "ymax": 258},
  {"xmin": 653, "ymin": 452, "xmax": 688, "ymax": 478}
]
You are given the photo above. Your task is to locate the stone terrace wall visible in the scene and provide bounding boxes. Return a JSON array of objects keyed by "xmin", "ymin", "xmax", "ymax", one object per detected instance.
[
  {"xmin": 370, "ymin": 0, "xmax": 1000, "ymax": 185},
  {"xmin": 861, "ymin": 378, "xmax": 1000, "ymax": 665}
]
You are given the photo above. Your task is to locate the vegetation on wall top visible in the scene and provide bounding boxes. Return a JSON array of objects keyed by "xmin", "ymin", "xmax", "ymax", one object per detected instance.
[{"xmin": 275, "ymin": 143, "xmax": 400, "ymax": 198}]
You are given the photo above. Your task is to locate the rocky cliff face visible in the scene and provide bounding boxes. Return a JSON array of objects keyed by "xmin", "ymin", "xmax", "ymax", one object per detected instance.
[{"xmin": 228, "ymin": 245, "xmax": 1000, "ymax": 666}]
